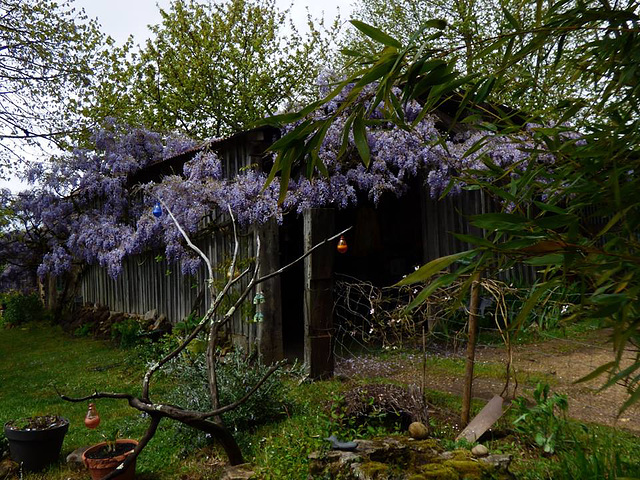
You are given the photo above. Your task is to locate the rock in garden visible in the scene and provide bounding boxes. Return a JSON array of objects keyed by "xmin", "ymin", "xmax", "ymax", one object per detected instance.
[
  {"xmin": 66, "ymin": 446, "xmax": 90, "ymax": 467},
  {"xmin": 408, "ymin": 421, "xmax": 429, "ymax": 439},
  {"xmin": 221, "ymin": 463, "xmax": 255, "ymax": 479},
  {"xmin": 472, "ymin": 444, "xmax": 489, "ymax": 457},
  {"xmin": 143, "ymin": 309, "xmax": 158, "ymax": 322}
]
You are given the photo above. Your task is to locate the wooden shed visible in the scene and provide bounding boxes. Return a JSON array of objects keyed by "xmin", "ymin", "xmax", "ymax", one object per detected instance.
[{"xmin": 78, "ymin": 125, "xmax": 532, "ymax": 378}]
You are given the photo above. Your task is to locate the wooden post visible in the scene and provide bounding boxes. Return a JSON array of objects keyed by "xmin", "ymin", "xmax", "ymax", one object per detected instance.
[
  {"xmin": 303, "ymin": 208, "xmax": 335, "ymax": 379},
  {"xmin": 461, "ymin": 272, "xmax": 481, "ymax": 426},
  {"xmin": 257, "ymin": 218, "xmax": 283, "ymax": 364}
]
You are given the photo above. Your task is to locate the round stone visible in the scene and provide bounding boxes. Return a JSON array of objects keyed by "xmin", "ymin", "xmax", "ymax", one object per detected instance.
[
  {"xmin": 408, "ymin": 421, "xmax": 429, "ymax": 439},
  {"xmin": 472, "ymin": 444, "xmax": 489, "ymax": 457}
]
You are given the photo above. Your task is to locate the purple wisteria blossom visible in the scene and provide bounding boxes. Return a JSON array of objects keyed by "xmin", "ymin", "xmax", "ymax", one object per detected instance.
[{"xmin": 0, "ymin": 78, "xmax": 578, "ymax": 284}]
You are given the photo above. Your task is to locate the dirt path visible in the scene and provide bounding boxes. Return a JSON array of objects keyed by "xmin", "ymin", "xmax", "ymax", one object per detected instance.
[{"xmin": 336, "ymin": 329, "xmax": 640, "ymax": 434}]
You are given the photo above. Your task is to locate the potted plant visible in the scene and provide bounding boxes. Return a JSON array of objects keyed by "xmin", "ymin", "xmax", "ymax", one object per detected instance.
[
  {"xmin": 82, "ymin": 432, "xmax": 138, "ymax": 480},
  {"xmin": 3, "ymin": 415, "xmax": 69, "ymax": 471}
]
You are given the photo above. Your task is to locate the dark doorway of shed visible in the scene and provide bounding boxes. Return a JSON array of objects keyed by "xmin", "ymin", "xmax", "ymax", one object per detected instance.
[
  {"xmin": 332, "ymin": 187, "xmax": 424, "ymax": 356},
  {"xmin": 280, "ymin": 213, "xmax": 304, "ymax": 360},
  {"xmin": 334, "ymin": 186, "xmax": 424, "ymax": 287}
]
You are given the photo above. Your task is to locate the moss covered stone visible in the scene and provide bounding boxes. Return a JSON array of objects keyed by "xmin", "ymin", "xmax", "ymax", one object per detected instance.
[
  {"xmin": 419, "ymin": 463, "xmax": 460, "ymax": 479},
  {"xmin": 442, "ymin": 459, "xmax": 486, "ymax": 479},
  {"xmin": 357, "ymin": 461, "xmax": 390, "ymax": 479},
  {"xmin": 308, "ymin": 436, "xmax": 510, "ymax": 479}
]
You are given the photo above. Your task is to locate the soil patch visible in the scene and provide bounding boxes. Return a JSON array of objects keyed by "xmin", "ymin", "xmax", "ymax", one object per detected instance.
[{"xmin": 336, "ymin": 329, "xmax": 640, "ymax": 434}]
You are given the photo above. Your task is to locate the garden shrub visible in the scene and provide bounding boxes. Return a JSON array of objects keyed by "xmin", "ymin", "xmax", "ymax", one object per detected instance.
[
  {"xmin": 512, "ymin": 382, "xmax": 570, "ymax": 454},
  {"xmin": 157, "ymin": 344, "xmax": 297, "ymax": 453},
  {"xmin": 0, "ymin": 291, "xmax": 45, "ymax": 327},
  {"xmin": 329, "ymin": 383, "xmax": 427, "ymax": 438},
  {"xmin": 111, "ymin": 317, "xmax": 143, "ymax": 348}
]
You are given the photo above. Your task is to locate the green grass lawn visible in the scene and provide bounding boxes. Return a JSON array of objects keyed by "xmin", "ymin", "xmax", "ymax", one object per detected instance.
[
  {"xmin": 2, "ymin": 321, "xmax": 640, "ymax": 480},
  {"xmin": 0, "ymin": 322, "xmax": 217, "ymax": 479}
]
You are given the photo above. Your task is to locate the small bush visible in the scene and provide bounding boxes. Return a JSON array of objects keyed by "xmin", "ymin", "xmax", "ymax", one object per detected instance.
[
  {"xmin": 74, "ymin": 323, "xmax": 92, "ymax": 337},
  {"xmin": 329, "ymin": 383, "xmax": 427, "ymax": 438},
  {"xmin": 513, "ymin": 382, "xmax": 570, "ymax": 454},
  {"xmin": 111, "ymin": 317, "xmax": 143, "ymax": 348},
  {"xmin": 0, "ymin": 291, "xmax": 45, "ymax": 327},
  {"xmin": 159, "ymin": 345, "xmax": 296, "ymax": 453}
]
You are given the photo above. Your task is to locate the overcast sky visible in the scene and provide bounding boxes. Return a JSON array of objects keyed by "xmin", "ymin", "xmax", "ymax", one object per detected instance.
[{"xmin": 75, "ymin": 0, "xmax": 352, "ymax": 46}]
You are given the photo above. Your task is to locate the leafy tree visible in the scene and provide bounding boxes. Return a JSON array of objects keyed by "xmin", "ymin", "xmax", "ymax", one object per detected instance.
[
  {"xmin": 341, "ymin": 0, "xmax": 593, "ymax": 115},
  {"xmin": 0, "ymin": 0, "xmax": 104, "ymax": 172},
  {"xmin": 265, "ymin": 2, "xmax": 640, "ymax": 410},
  {"xmin": 86, "ymin": 0, "xmax": 338, "ymax": 140}
]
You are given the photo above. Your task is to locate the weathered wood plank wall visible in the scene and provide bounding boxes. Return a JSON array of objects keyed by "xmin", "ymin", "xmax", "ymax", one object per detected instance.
[
  {"xmin": 79, "ymin": 132, "xmax": 264, "ymax": 343},
  {"xmin": 421, "ymin": 188, "xmax": 536, "ymax": 284}
]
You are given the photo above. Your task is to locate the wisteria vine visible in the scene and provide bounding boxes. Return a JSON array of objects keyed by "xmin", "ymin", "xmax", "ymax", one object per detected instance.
[{"xmin": 0, "ymin": 79, "xmax": 556, "ymax": 284}]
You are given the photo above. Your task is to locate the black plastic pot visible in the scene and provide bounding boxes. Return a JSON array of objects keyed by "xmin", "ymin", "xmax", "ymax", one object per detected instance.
[{"xmin": 3, "ymin": 417, "xmax": 69, "ymax": 471}]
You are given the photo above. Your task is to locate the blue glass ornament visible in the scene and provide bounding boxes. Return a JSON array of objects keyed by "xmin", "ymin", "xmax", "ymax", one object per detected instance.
[{"xmin": 152, "ymin": 202, "xmax": 162, "ymax": 218}]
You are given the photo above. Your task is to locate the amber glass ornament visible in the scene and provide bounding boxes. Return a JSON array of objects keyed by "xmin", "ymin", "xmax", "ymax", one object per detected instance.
[
  {"xmin": 337, "ymin": 235, "xmax": 348, "ymax": 254},
  {"xmin": 84, "ymin": 402, "xmax": 100, "ymax": 429}
]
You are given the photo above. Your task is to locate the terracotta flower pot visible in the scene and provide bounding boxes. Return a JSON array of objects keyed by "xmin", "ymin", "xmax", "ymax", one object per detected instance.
[{"xmin": 82, "ymin": 439, "xmax": 138, "ymax": 480}]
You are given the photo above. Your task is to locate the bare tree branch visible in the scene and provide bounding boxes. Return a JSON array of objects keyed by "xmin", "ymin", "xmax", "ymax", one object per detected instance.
[{"xmin": 256, "ymin": 226, "xmax": 352, "ymax": 284}]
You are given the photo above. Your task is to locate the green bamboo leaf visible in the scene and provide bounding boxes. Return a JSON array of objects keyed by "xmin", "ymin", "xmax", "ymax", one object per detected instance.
[
  {"xmin": 355, "ymin": 56, "xmax": 397, "ymax": 87},
  {"xmin": 452, "ymin": 233, "xmax": 493, "ymax": 248},
  {"xmin": 599, "ymin": 361, "xmax": 640, "ymax": 391},
  {"xmin": 396, "ymin": 250, "xmax": 475, "ymax": 286},
  {"xmin": 405, "ymin": 273, "xmax": 460, "ymax": 311},
  {"xmin": 533, "ymin": 201, "xmax": 566, "ymax": 215},
  {"xmin": 353, "ymin": 112, "xmax": 371, "ymax": 167},
  {"xmin": 574, "ymin": 361, "xmax": 616, "ymax": 384},
  {"xmin": 475, "ymin": 76, "xmax": 496, "ymax": 104},
  {"xmin": 524, "ymin": 253, "xmax": 564, "ymax": 266},
  {"xmin": 533, "ymin": 214, "xmax": 577, "ymax": 229},
  {"xmin": 421, "ymin": 19, "xmax": 447, "ymax": 30},
  {"xmin": 341, "ymin": 48, "xmax": 363, "ymax": 57},
  {"xmin": 475, "ymin": 36, "xmax": 509, "ymax": 60},
  {"xmin": 503, "ymin": 7, "xmax": 521, "ymax": 30},
  {"xmin": 350, "ymin": 20, "xmax": 402, "ymax": 48},
  {"xmin": 618, "ymin": 386, "xmax": 640, "ymax": 415},
  {"xmin": 470, "ymin": 213, "xmax": 529, "ymax": 230},
  {"xmin": 511, "ymin": 281, "xmax": 557, "ymax": 331}
]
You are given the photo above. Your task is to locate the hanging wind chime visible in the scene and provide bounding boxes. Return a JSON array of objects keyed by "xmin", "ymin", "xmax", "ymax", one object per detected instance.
[{"xmin": 253, "ymin": 291, "xmax": 265, "ymax": 323}]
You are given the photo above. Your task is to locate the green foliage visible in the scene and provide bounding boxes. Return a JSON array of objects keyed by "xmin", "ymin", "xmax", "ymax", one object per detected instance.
[
  {"xmin": 0, "ymin": 291, "xmax": 45, "ymax": 327},
  {"xmin": 73, "ymin": 323, "xmax": 92, "ymax": 337},
  {"xmin": 327, "ymin": 392, "xmax": 396, "ymax": 439},
  {"xmin": 88, "ymin": 0, "xmax": 338, "ymax": 140},
  {"xmin": 512, "ymin": 383, "xmax": 569, "ymax": 454},
  {"xmin": 164, "ymin": 346, "xmax": 296, "ymax": 434},
  {"xmin": 110, "ymin": 318, "xmax": 143, "ymax": 349},
  {"xmin": 275, "ymin": 0, "xmax": 640, "ymax": 412},
  {"xmin": 0, "ymin": 431, "xmax": 7, "ymax": 458}
]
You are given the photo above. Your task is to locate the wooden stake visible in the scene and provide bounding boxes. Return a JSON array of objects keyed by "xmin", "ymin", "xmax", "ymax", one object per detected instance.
[
  {"xmin": 461, "ymin": 272, "xmax": 481, "ymax": 426},
  {"xmin": 421, "ymin": 325, "xmax": 426, "ymax": 397}
]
